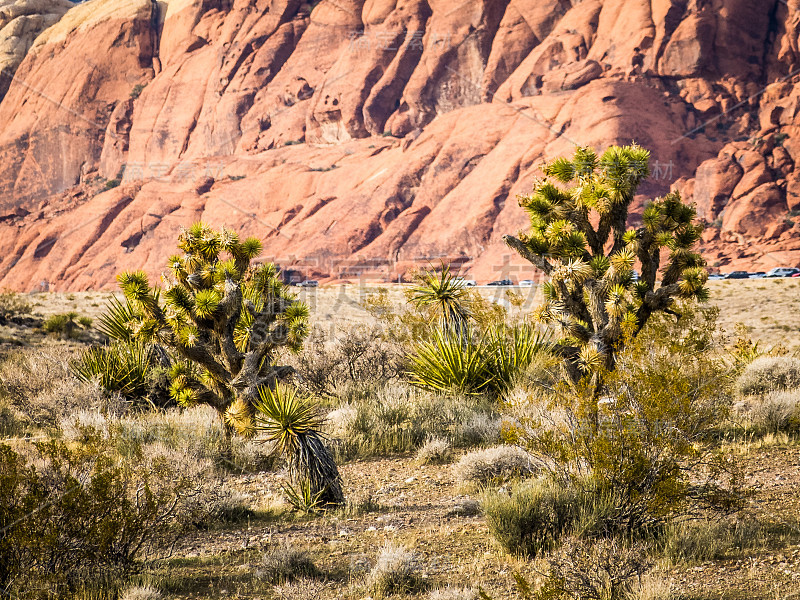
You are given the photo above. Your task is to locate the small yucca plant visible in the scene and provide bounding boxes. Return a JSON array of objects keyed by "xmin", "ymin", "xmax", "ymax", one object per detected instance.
[
  {"xmin": 72, "ymin": 341, "xmax": 154, "ymax": 401},
  {"xmin": 409, "ymin": 264, "xmax": 471, "ymax": 341},
  {"xmin": 254, "ymin": 383, "xmax": 343, "ymax": 507},
  {"xmin": 408, "ymin": 327, "xmax": 494, "ymax": 395}
]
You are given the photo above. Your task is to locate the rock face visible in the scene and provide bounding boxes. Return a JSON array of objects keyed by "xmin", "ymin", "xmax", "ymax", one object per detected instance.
[{"xmin": 0, "ymin": 0, "xmax": 799, "ymax": 289}]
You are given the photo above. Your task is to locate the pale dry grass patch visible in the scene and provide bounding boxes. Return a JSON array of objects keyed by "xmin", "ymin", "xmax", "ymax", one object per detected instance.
[{"xmin": 453, "ymin": 445, "xmax": 540, "ymax": 485}]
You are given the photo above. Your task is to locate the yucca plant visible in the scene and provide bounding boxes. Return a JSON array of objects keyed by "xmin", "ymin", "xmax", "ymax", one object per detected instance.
[
  {"xmin": 72, "ymin": 341, "xmax": 154, "ymax": 401},
  {"xmin": 504, "ymin": 144, "xmax": 707, "ymax": 384},
  {"xmin": 254, "ymin": 383, "xmax": 343, "ymax": 506},
  {"xmin": 489, "ymin": 322, "xmax": 551, "ymax": 393},
  {"xmin": 112, "ymin": 222, "xmax": 309, "ymax": 437},
  {"xmin": 409, "ymin": 264, "xmax": 471, "ymax": 341},
  {"xmin": 408, "ymin": 327, "xmax": 494, "ymax": 395}
]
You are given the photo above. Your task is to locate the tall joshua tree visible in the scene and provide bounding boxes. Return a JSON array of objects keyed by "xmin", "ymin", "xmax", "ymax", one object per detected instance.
[
  {"xmin": 504, "ymin": 144, "xmax": 708, "ymax": 382},
  {"xmin": 117, "ymin": 222, "xmax": 309, "ymax": 436}
]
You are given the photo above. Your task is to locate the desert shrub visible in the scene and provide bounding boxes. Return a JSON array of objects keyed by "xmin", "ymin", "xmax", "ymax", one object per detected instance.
[
  {"xmin": 480, "ymin": 477, "xmax": 609, "ymax": 557},
  {"xmin": 0, "ymin": 290, "xmax": 32, "ymax": 322},
  {"xmin": 416, "ymin": 436, "xmax": 452, "ymax": 464},
  {"xmin": 736, "ymin": 388, "xmax": 800, "ymax": 434},
  {"xmin": 0, "ymin": 437, "xmax": 206, "ymax": 596},
  {"xmin": 533, "ymin": 537, "xmax": 653, "ymax": 600},
  {"xmin": 736, "ymin": 355, "xmax": 800, "ymax": 396},
  {"xmin": 510, "ymin": 306, "xmax": 737, "ymax": 540},
  {"xmin": 660, "ymin": 516, "xmax": 770, "ymax": 564},
  {"xmin": 454, "ymin": 445, "xmax": 539, "ymax": 485},
  {"xmin": 42, "ymin": 311, "xmax": 92, "ymax": 339},
  {"xmin": 271, "ymin": 577, "xmax": 329, "ymax": 600},
  {"xmin": 368, "ymin": 543, "xmax": 423, "ymax": 598},
  {"xmin": 0, "ymin": 346, "xmax": 117, "ymax": 428},
  {"xmin": 293, "ymin": 326, "xmax": 401, "ymax": 395},
  {"xmin": 256, "ymin": 546, "xmax": 318, "ymax": 583},
  {"xmin": 428, "ymin": 587, "xmax": 478, "ymax": 600},
  {"xmin": 329, "ymin": 383, "xmax": 499, "ymax": 458}
]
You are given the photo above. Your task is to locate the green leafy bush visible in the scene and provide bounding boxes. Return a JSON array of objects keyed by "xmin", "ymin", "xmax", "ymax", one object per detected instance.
[
  {"xmin": 72, "ymin": 341, "xmax": 155, "ymax": 402},
  {"xmin": 43, "ymin": 312, "xmax": 91, "ymax": 339},
  {"xmin": 0, "ymin": 437, "xmax": 204, "ymax": 596}
]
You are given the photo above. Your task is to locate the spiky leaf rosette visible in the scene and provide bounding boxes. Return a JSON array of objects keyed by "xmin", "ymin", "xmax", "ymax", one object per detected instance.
[
  {"xmin": 254, "ymin": 384, "xmax": 343, "ymax": 506},
  {"xmin": 503, "ymin": 144, "xmax": 707, "ymax": 382},
  {"xmin": 116, "ymin": 222, "xmax": 309, "ymax": 435}
]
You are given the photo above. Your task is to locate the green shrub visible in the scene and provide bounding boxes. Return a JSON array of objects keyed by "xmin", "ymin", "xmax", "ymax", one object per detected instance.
[
  {"xmin": 481, "ymin": 477, "xmax": 586, "ymax": 557},
  {"xmin": 0, "ymin": 438, "xmax": 204, "ymax": 596},
  {"xmin": 42, "ymin": 311, "xmax": 91, "ymax": 339},
  {"xmin": 736, "ymin": 355, "xmax": 800, "ymax": 396}
]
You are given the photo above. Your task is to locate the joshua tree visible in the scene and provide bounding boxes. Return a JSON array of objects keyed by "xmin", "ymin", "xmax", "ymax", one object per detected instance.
[
  {"xmin": 504, "ymin": 144, "xmax": 707, "ymax": 383},
  {"xmin": 116, "ymin": 222, "xmax": 309, "ymax": 437}
]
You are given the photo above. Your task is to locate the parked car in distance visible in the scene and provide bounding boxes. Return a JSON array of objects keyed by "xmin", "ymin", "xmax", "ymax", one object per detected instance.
[
  {"xmin": 724, "ymin": 271, "xmax": 750, "ymax": 279},
  {"xmin": 765, "ymin": 267, "xmax": 800, "ymax": 278},
  {"xmin": 296, "ymin": 280, "xmax": 319, "ymax": 287},
  {"xmin": 749, "ymin": 272, "xmax": 766, "ymax": 278},
  {"xmin": 518, "ymin": 280, "xmax": 535, "ymax": 287},
  {"xmin": 486, "ymin": 279, "xmax": 513, "ymax": 286},
  {"xmin": 454, "ymin": 277, "xmax": 476, "ymax": 287},
  {"xmin": 708, "ymin": 273, "xmax": 724, "ymax": 280}
]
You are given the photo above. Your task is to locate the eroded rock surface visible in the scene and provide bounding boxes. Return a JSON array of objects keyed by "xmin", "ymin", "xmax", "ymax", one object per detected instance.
[{"xmin": 0, "ymin": 0, "xmax": 798, "ymax": 289}]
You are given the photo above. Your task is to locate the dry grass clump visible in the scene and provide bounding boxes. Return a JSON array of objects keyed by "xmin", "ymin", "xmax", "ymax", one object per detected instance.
[
  {"xmin": 416, "ymin": 436, "xmax": 452, "ymax": 464},
  {"xmin": 428, "ymin": 586, "xmax": 478, "ymax": 600},
  {"xmin": 256, "ymin": 546, "xmax": 319, "ymax": 583},
  {"xmin": 328, "ymin": 382, "xmax": 499, "ymax": 458},
  {"xmin": 368, "ymin": 543, "xmax": 423, "ymax": 599},
  {"xmin": 736, "ymin": 355, "xmax": 800, "ymax": 396},
  {"xmin": 453, "ymin": 445, "xmax": 539, "ymax": 485},
  {"xmin": 0, "ymin": 346, "xmax": 117, "ymax": 428},
  {"xmin": 271, "ymin": 577, "xmax": 329, "ymax": 600},
  {"xmin": 119, "ymin": 585, "xmax": 162, "ymax": 600}
]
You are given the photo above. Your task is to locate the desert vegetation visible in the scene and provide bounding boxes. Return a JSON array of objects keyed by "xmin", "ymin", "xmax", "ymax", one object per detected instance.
[{"xmin": 1, "ymin": 145, "xmax": 800, "ymax": 599}]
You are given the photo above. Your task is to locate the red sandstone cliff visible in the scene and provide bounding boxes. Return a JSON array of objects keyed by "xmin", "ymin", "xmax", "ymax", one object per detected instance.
[{"xmin": 0, "ymin": 0, "xmax": 798, "ymax": 290}]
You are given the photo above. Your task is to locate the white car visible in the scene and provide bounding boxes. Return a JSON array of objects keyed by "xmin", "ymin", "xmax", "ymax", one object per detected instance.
[
  {"xmin": 454, "ymin": 277, "xmax": 476, "ymax": 287},
  {"xmin": 765, "ymin": 267, "xmax": 800, "ymax": 278},
  {"xmin": 518, "ymin": 280, "xmax": 535, "ymax": 287}
]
